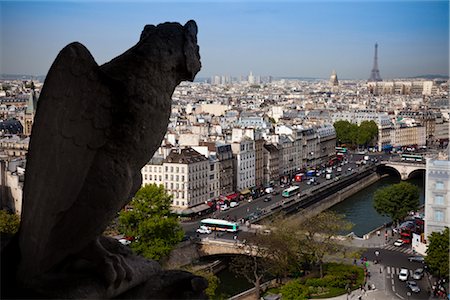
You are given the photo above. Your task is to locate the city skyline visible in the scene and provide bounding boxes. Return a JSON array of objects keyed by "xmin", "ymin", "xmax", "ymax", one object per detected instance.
[{"xmin": 1, "ymin": 1, "xmax": 449, "ymax": 79}]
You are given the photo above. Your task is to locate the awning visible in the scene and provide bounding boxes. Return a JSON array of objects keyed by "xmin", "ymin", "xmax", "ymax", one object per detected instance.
[
  {"xmin": 191, "ymin": 203, "xmax": 210, "ymax": 213},
  {"xmin": 240, "ymin": 189, "xmax": 251, "ymax": 195},
  {"xmin": 226, "ymin": 193, "xmax": 239, "ymax": 200},
  {"xmin": 171, "ymin": 207, "xmax": 193, "ymax": 215}
]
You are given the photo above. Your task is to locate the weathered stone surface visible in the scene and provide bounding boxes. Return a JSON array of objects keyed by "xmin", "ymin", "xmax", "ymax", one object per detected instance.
[{"xmin": 7, "ymin": 20, "xmax": 202, "ymax": 298}]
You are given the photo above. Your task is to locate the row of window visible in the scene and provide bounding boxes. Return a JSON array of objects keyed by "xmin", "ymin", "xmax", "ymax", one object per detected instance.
[{"xmin": 144, "ymin": 164, "xmax": 209, "ymax": 174}]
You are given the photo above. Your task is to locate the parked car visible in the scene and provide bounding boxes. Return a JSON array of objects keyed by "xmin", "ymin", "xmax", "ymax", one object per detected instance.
[
  {"xmin": 264, "ymin": 196, "xmax": 272, "ymax": 202},
  {"xmin": 406, "ymin": 281, "xmax": 420, "ymax": 293},
  {"xmin": 230, "ymin": 201, "xmax": 239, "ymax": 208},
  {"xmin": 398, "ymin": 268, "xmax": 409, "ymax": 281},
  {"xmin": 408, "ymin": 256, "xmax": 425, "ymax": 263},
  {"xmin": 196, "ymin": 226, "xmax": 211, "ymax": 234},
  {"xmin": 220, "ymin": 204, "xmax": 229, "ymax": 211},
  {"xmin": 394, "ymin": 239, "xmax": 404, "ymax": 247},
  {"xmin": 413, "ymin": 268, "xmax": 424, "ymax": 280},
  {"xmin": 118, "ymin": 238, "xmax": 131, "ymax": 246}
]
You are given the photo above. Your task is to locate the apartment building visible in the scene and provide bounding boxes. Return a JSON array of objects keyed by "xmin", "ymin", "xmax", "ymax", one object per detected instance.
[
  {"xmin": 141, "ymin": 147, "xmax": 208, "ymax": 211},
  {"xmin": 390, "ymin": 124, "xmax": 426, "ymax": 148},
  {"xmin": 231, "ymin": 138, "xmax": 256, "ymax": 191},
  {"xmin": 424, "ymin": 158, "xmax": 450, "ymax": 239}
]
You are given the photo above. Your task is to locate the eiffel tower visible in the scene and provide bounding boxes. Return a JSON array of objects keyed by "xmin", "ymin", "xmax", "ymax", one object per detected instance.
[{"xmin": 368, "ymin": 43, "xmax": 382, "ymax": 82}]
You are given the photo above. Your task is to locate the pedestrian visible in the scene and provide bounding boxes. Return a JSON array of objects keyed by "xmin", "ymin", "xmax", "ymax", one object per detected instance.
[
  {"xmin": 354, "ymin": 259, "xmax": 357, "ymax": 265},
  {"xmin": 375, "ymin": 250, "xmax": 379, "ymax": 257}
]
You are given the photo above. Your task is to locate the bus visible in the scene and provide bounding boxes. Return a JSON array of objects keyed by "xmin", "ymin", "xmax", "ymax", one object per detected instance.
[
  {"xmin": 282, "ymin": 186, "xmax": 301, "ymax": 198},
  {"xmin": 401, "ymin": 154, "xmax": 423, "ymax": 162},
  {"xmin": 335, "ymin": 146, "xmax": 348, "ymax": 154},
  {"xmin": 200, "ymin": 218, "xmax": 239, "ymax": 232}
]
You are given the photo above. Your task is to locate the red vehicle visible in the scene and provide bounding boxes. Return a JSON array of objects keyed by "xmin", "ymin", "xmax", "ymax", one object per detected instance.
[
  {"xmin": 400, "ymin": 228, "xmax": 412, "ymax": 244},
  {"xmin": 295, "ymin": 173, "xmax": 305, "ymax": 182},
  {"xmin": 328, "ymin": 155, "xmax": 343, "ymax": 167}
]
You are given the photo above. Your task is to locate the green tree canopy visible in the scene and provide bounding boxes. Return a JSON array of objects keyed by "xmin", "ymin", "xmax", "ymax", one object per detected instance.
[
  {"xmin": 357, "ymin": 121, "xmax": 378, "ymax": 146},
  {"xmin": 280, "ymin": 279, "xmax": 309, "ymax": 300},
  {"xmin": 118, "ymin": 184, "xmax": 184, "ymax": 261},
  {"xmin": 425, "ymin": 227, "xmax": 449, "ymax": 278},
  {"xmin": 334, "ymin": 120, "xmax": 358, "ymax": 145},
  {"xmin": 334, "ymin": 120, "xmax": 378, "ymax": 148},
  {"xmin": 296, "ymin": 211, "xmax": 353, "ymax": 278},
  {"xmin": 0, "ymin": 210, "xmax": 20, "ymax": 235},
  {"xmin": 373, "ymin": 182, "xmax": 420, "ymax": 224}
]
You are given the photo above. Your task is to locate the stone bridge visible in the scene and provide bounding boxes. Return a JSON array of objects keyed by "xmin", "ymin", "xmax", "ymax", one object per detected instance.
[
  {"xmin": 379, "ymin": 161, "xmax": 426, "ymax": 180},
  {"xmin": 197, "ymin": 238, "xmax": 261, "ymax": 257}
]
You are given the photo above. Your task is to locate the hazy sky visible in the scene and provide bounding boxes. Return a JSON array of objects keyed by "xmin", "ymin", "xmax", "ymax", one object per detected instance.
[{"xmin": 1, "ymin": 1, "xmax": 448, "ymax": 79}]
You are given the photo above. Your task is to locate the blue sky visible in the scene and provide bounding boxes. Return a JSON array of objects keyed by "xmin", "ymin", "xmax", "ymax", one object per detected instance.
[{"xmin": 1, "ymin": 1, "xmax": 448, "ymax": 79}]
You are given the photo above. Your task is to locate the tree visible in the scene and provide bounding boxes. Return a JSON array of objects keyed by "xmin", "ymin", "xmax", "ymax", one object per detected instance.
[
  {"xmin": 189, "ymin": 269, "xmax": 220, "ymax": 299},
  {"xmin": 118, "ymin": 184, "xmax": 184, "ymax": 261},
  {"xmin": 296, "ymin": 211, "xmax": 353, "ymax": 278},
  {"xmin": 357, "ymin": 121, "xmax": 378, "ymax": 147},
  {"xmin": 280, "ymin": 279, "xmax": 309, "ymax": 300},
  {"xmin": 0, "ymin": 210, "xmax": 20, "ymax": 235},
  {"xmin": 373, "ymin": 182, "xmax": 420, "ymax": 224},
  {"xmin": 229, "ymin": 237, "xmax": 275, "ymax": 300},
  {"xmin": 425, "ymin": 227, "xmax": 449, "ymax": 279},
  {"xmin": 334, "ymin": 120, "xmax": 358, "ymax": 146}
]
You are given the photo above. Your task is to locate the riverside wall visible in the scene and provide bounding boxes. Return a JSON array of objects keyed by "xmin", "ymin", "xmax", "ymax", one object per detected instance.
[{"xmin": 301, "ymin": 172, "xmax": 381, "ymax": 220}]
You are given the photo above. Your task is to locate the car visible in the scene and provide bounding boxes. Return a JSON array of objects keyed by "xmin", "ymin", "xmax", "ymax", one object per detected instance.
[
  {"xmin": 394, "ymin": 239, "xmax": 404, "ymax": 247},
  {"xmin": 196, "ymin": 226, "xmax": 211, "ymax": 234},
  {"xmin": 413, "ymin": 268, "xmax": 424, "ymax": 280},
  {"xmin": 398, "ymin": 268, "xmax": 409, "ymax": 281},
  {"xmin": 264, "ymin": 196, "xmax": 272, "ymax": 202},
  {"xmin": 347, "ymin": 167, "xmax": 352, "ymax": 171},
  {"xmin": 406, "ymin": 281, "xmax": 420, "ymax": 293},
  {"xmin": 220, "ymin": 204, "xmax": 229, "ymax": 211},
  {"xmin": 408, "ymin": 256, "xmax": 425, "ymax": 263},
  {"xmin": 230, "ymin": 201, "xmax": 239, "ymax": 208},
  {"xmin": 118, "ymin": 238, "xmax": 131, "ymax": 246}
]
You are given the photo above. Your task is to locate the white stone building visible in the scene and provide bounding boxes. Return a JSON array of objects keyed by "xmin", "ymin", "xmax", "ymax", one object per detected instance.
[
  {"xmin": 424, "ymin": 158, "xmax": 450, "ymax": 239},
  {"xmin": 390, "ymin": 124, "xmax": 426, "ymax": 148},
  {"xmin": 231, "ymin": 138, "xmax": 255, "ymax": 191},
  {"xmin": 141, "ymin": 148, "xmax": 209, "ymax": 211}
]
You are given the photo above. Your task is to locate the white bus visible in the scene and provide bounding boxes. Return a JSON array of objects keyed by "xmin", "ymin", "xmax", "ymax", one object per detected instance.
[
  {"xmin": 200, "ymin": 218, "xmax": 239, "ymax": 232},
  {"xmin": 282, "ymin": 186, "xmax": 301, "ymax": 198}
]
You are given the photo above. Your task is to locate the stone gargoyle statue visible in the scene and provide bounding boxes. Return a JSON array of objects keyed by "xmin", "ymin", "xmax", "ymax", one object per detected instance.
[{"xmin": 6, "ymin": 20, "xmax": 205, "ymax": 298}]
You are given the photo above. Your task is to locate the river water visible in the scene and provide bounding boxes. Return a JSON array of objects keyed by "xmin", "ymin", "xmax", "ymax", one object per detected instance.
[
  {"xmin": 328, "ymin": 175, "xmax": 425, "ymax": 237},
  {"xmin": 215, "ymin": 174, "xmax": 425, "ymax": 297}
]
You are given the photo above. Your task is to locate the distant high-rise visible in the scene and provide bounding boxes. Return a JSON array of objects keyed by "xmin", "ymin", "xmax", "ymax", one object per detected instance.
[
  {"xmin": 329, "ymin": 70, "xmax": 339, "ymax": 86},
  {"xmin": 368, "ymin": 43, "xmax": 382, "ymax": 82}
]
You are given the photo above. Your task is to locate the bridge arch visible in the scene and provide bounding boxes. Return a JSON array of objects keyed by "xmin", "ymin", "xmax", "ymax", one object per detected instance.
[
  {"xmin": 377, "ymin": 165, "xmax": 401, "ymax": 178},
  {"xmin": 407, "ymin": 169, "xmax": 425, "ymax": 180},
  {"xmin": 379, "ymin": 161, "xmax": 426, "ymax": 180}
]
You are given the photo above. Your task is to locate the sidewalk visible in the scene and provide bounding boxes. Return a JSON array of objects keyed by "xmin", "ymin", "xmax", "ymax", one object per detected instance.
[
  {"xmin": 340, "ymin": 226, "xmax": 398, "ymax": 249},
  {"xmin": 322, "ymin": 262, "xmax": 395, "ymax": 300}
]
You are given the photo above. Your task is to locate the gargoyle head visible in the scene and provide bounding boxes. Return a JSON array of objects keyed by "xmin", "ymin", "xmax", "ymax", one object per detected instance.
[{"xmin": 139, "ymin": 20, "xmax": 201, "ymax": 82}]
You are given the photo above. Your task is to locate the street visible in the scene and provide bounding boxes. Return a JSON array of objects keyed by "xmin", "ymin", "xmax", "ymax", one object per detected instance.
[{"xmin": 363, "ymin": 248, "xmax": 431, "ymax": 300}]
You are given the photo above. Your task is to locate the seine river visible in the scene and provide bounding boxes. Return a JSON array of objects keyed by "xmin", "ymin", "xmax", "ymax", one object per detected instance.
[
  {"xmin": 215, "ymin": 174, "xmax": 425, "ymax": 297},
  {"xmin": 328, "ymin": 175, "xmax": 425, "ymax": 237}
]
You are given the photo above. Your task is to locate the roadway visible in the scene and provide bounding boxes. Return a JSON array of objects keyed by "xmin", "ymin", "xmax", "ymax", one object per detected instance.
[
  {"xmin": 182, "ymin": 152, "xmax": 385, "ymax": 236},
  {"xmin": 363, "ymin": 248, "xmax": 431, "ymax": 299},
  {"xmin": 182, "ymin": 150, "xmax": 428, "ymax": 237}
]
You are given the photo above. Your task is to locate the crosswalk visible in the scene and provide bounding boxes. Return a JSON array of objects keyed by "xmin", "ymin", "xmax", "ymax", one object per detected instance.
[
  {"xmin": 382, "ymin": 244, "xmax": 414, "ymax": 255},
  {"xmin": 386, "ymin": 266, "xmax": 416, "ymax": 277}
]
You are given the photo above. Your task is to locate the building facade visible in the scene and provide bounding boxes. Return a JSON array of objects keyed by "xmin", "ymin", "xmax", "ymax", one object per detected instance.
[
  {"xmin": 231, "ymin": 138, "xmax": 255, "ymax": 191},
  {"xmin": 424, "ymin": 158, "xmax": 450, "ymax": 239},
  {"xmin": 141, "ymin": 148, "xmax": 208, "ymax": 210}
]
